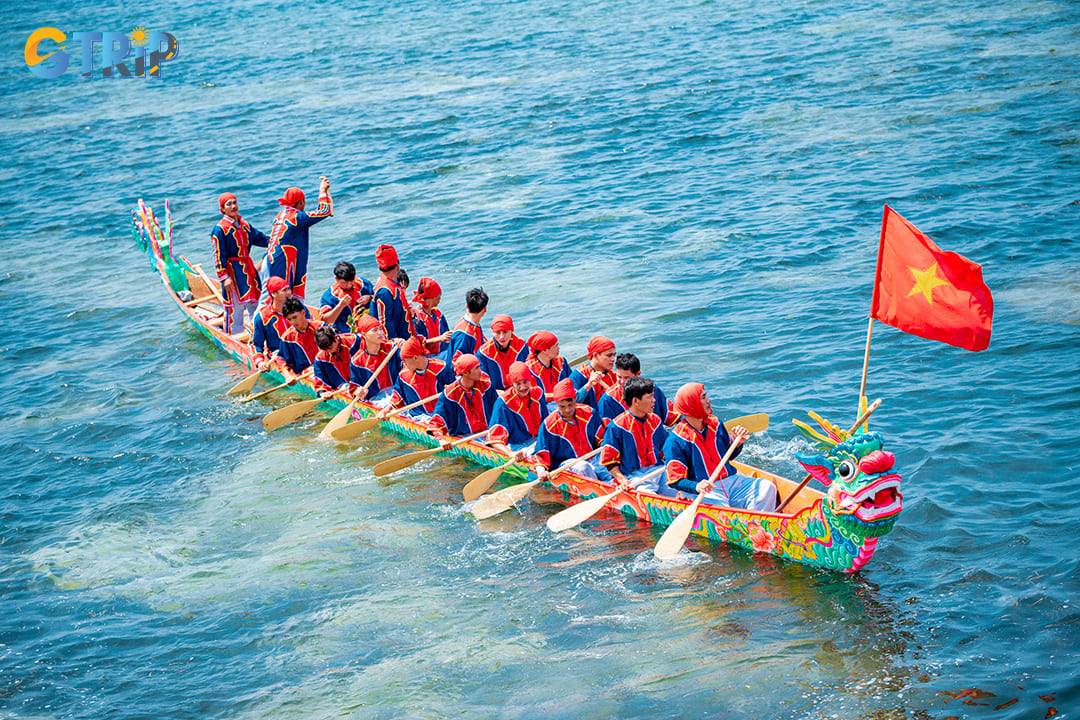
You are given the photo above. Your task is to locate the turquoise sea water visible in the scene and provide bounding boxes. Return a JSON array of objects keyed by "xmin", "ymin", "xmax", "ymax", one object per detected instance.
[{"xmin": 3, "ymin": 0, "xmax": 1079, "ymax": 717}]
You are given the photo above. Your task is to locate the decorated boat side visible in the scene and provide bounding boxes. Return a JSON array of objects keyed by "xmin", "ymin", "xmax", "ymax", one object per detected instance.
[{"xmin": 132, "ymin": 201, "xmax": 903, "ymax": 572}]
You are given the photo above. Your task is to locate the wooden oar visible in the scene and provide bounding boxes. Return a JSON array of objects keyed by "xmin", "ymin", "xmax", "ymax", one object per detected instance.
[
  {"xmin": 262, "ymin": 388, "xmax": 346, "ymax": 432},
  {"xmin": 318, "ymin": 344, "xmax": 400, "ymax": 439},
  {"xmin": 653, "ymin": 441, "xmax": 743, "ymax": 559},
  {"xmin": 568, "ymin": 353, "xmax": 589, "ymax": 367},
  {"xmin": 372, "ymin": 429, "xmax": 488, "ymax": 478},
  {"xmin": 776, "ymin": 398, "xmax": 882, "ymax": 513},
  {"xmin": 329, "ymin": 392, "xmax": 440, "ymax": 441},
  {"xmin": 463, "ymin": 458, "xmax": 517, "ymax": 503},
  {"xmin": 471, "ymin": 447, "xmax": 603, "ymax": 519},
  {"xmin": 237, "ymin": 368, "xmax": 312, "ymax": 403},
  {"xmin": 546, "ymin": 463, "xmax": 663, "ymax": 532},
  {"xmin": 226, "ymin": 353, "xmax": 279, "ymax": 397},
  {"xmin": 725, "ymin": 413, "xmax": 769, "ymax": 434}
]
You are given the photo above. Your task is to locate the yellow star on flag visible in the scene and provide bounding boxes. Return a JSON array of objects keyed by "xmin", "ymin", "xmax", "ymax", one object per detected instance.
[{"xmin": 906, "ymin": 262, "xmax": 951, "ymax": 305}]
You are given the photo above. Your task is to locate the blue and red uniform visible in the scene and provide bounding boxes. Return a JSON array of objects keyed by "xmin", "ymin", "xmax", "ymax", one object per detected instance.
[
  {"xmin": 600, "ymin": 410, "xmax": 668, "ymax": 478},
  {"xmin": 349, "ymin": 342, "xmax": 402, "ymax": 396},
  {"xmin": 279, "ymin": 320, "xmax": 323, "ymax": 374},
  {"xmin": 448, "ymin": 318, "xmax": 485, "ymax": 362},
  {"xmin": 212, "ymin": 215, "xmax": 270, "ymax": 303},
  {"xmin": 312, "ymin": 333, "xmax": 361, "ymax": 391},
  {"xmin": 478, "ymin": 335, "xmax": 529, "ymax": 390},
  {"xmin": 569, "ymin": 361, "xmax": 619, "ymax": 414},
  {"xmin": 411, "ymin": 305, "xmax": 450, "ymax": 356},
  {"xmin": 320, "ymin": 278, "xmax": 373, "ymax": 334},
  {"xmin": 487, "ymin": 387, "xmax": 548, "ymax": 447},
  {"xmin": 662, "ymin": 417, "xmax": 742, "ymax": 496},
  {"xmin": 251, "ymin": 303, "xmax": 289, "ymax": 364},
  {"xmin": 389, "ymin": 357, "xmax": 456, "ymax": 416},
  {"xmin": 430, "ymin": 374, "xmax": 496, "ymax": 439},
  {"xmin": 525, "ymin": 355, "xmax": 571, "ymax": 394},
  {"xmin": 264, "ymin": 192, "xmax": 332, "ymax": 299},
  {"xmin": 532, "ymin": 405, "xmax": 603, "ymax": 471},
  {"xmin": 371, "ymin": 276, "xmax": 412, "ymax": 341},
  {"xmin": 598, "ymin": 382, "xmax": 677, "ymax": 426}
]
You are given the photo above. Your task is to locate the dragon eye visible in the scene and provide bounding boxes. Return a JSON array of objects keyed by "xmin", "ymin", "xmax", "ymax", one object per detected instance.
[{"xmin": 837, "ymin": 460, "xmax": 857, "ymax": 479}]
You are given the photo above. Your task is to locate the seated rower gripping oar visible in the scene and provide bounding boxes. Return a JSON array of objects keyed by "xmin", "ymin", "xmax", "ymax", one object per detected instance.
[
  {"xmin": 329, "ymin": 392, "xmax": 441, "ymax": 442},
  {"xmin": 470, "ymin": 447, "xmax": 603, "ymax": 519},
  {"xmin": 262, "ymin": 387, "xmax": 347, "ymax": 432},
  {"xmin": 372, "ymin": 429, "xmax": 488, "ymax": 478},
  {"xmin": 318, "ymin": 344, "xmax": 400, "ymax": 439}
]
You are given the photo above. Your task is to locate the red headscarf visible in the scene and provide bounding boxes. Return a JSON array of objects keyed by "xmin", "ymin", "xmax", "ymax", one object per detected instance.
[
  {"xmin": 376, "ymin": 244, "xmax": 399, "ymax": 271},
  {"xmin": 453, "ymin": 353, "xmax": 480, "ymax": 376},
  {"xmin": 587, "ymin": 335, "xmax": 615, "ymax": 356},
  {"xmin": 218, "ymin": 192, "xmax": 236, "ymax": 214},
  {"xmin": 266, "ymin": 276, "xmax": 289, "ymax": 295},
  {"xmin": 278, "ymin": 187, "xmax": 305, "ymax": 207},
  {"xmin": 400, "ymin": 337, "xmax": 426, "ymax": 359},
  {"xmin": 491, "ymin": 314, "xmax": 514, "ymax": 332},
  {"xmin": 552, "ymin": 378, "xmax": 576, "ymax": 402},
  {"xmin": 527, "ymin": 330, "xmax": 558, "ymax": 354},
  {"xmin": 506, "ymin": 361, "xmax": 532, "ymax": 385},
  {"xmin": 673, "ymin": 382, "xmax": 709, "ymax": 420},
  {"xmin": 356, "ymin": 314, "xmax": 380, "ymax": 333},
  {"xmin": 412, "ymin": 277, "xmax": 441, "ymax": 302}
]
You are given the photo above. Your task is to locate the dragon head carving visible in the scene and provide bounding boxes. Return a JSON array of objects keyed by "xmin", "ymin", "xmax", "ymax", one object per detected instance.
[{"xmin": 794, "ymin": 410, "xmax": 903, "ymax": 537}]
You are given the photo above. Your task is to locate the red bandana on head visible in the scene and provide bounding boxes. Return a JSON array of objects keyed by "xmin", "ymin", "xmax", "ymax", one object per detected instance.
[
  {"xmin": 376, "ymin": 244, "xmax": 399, "ymax": 271},
  {"xmin": 412, "ymin": 277, "xmax": 441, "ymax": 302},
  {"xmin": 400, "ymin": 336, "xmax": 426, "ymax": 359},
  {"xmin": 218, "ymin": 192, "xmax": 237, "ymax": 214},
  {"xmin": 278, "ymin": 187, "xmax": 305, "ymax": 207},
  {"xmin": 453, "ymin": 353, "xmax": 480, "ymax": 376},
  {"xmin": 506, "ymin": 361, "xmax": 532, "ymax": 385},
  {"xmin": 552, "ymin": 377, "xmax": 576, "ymax": 402},
  {"xmin": 673, "ymin": 382, "xmax": 708, "ymax": 420},
  {"xmin": 587, "ymin": 335, "xmax": 614, "ymax": 356},
  {"xmin": 527, "ymin": 330, "xmax": 558, "ymax": 355},
  {"xmin": 491, "ymin": 315, "xmax": 514, "ymax": 332}
]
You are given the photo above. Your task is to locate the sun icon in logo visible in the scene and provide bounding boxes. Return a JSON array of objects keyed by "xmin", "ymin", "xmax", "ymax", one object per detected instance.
[{"xmin": 129, "ymin": 26, "xmax": 149, "ymax": 46}]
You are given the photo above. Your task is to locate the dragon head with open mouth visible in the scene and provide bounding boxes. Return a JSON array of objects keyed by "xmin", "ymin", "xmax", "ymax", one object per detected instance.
[{"xmin": 794, "ymin": 410, "xmax": 903, "ymax": 538}]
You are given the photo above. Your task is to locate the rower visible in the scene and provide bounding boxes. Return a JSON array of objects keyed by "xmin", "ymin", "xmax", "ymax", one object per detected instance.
[
  {"xmin": 251, "ymin": 276, "xmax": 292, "ymax": 367},
  {"xmin": 430, "ymin": 354, "xmax": 496, "ymax": 448},
  {"xmin": 600, "ymin": 376, "xmax": 669, "ymax": 492},
  {"xmin": 212, "ymin": 192, "xmax": 270, "ymax": 335},
  {"xmin": 487, "ymin": 361, "xmax": 547, "ymax": 462},
  {"xmin": 662, "ymin": 383, "xmax": 777, "ymax": 511},
  {"xmin": 313, "ymin": 324, "xmax": 360, "ymax": 393},
  {"xmin": 598, "ymin": 353, "xmax": 677, "ymax": 426},
  {"xmin": 448, "ymin": 287, "xmax": 488, "ymax": 361},
  {"xmin": 410, "ymin": 277, "xmax": 452, "ymax": 356},
  {"xmin": 371, "ymin": 244, "xmax": 412, "ymax": 342},
  {"xmin": 382, "ymin": 337, "xmax": 455, "ymax": 419},
  {"xmin": 261, "ymin": 177, "xmax": 333, "ymax": 302},
  {"xmin": 477, "ymin": 314, "xmax": 529, "ymax": 390},
  {"xmin": 319, "ymin": 260, "xmax": 372, "ymax": 333},
  {"xmin": 349, "ymin": 314, "xmax": 401, "ymax": 399},
  {"xmin": 531, "ymin": 378, "xmax": 604, "ymax": 482},
  {"xmin": 279, "ymin": 296, "xmax": 324, "ymax": 378},
  {"xmin": 569, "ymin": 335, "xmax": 618, "ymax": 413},
  {"xmin": 524, "ymin": 330, "xmax": 571, "ymax": 394}
]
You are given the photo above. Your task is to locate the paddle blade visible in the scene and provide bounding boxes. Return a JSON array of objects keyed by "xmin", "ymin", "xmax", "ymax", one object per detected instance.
[
  {"xmin": 226, "ymin": 368, "xmax": 264, "ymax": 397},
  {"xmin": 725, "ymin": 413, "xmax": 769, "ymax": 434},
  {"xmin": 546, "ymin": 488, "xmax": 620, "ymax": 533},
  {"xmin": 470, "ymin": 479, "xmax": 541, "ymax": 520},
  {"xmin": 462, "ymin": 462, "xmax": 513, "ymax": 502},
  {"xmin": 330, "ymin": 415, "xmax": 380, "ymax": 441},
  {"xmin": 653, "ymin": 496, "xmax": 704, "ymax": 559},
  {"xmin": 319, "ymin": 400, "xmax": 357, "ymax": 439},
  {"xmin": 372, "ymin": 447, "xmax": 440, "ymax": 477},
  {"xmin": 262, "ymin": 397, "xmax": 325, "ymax": 431}
]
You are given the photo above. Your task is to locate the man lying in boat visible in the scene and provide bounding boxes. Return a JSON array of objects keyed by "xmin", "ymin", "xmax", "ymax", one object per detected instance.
[
  {"xmin": 600, "ymin": 376, "xmax": 669, "ymax": 492},
  {"xmin": 662, "ymin": 383, "xmax": 777, "ymax": 512},
  {"xmin": 251, "ymin": 277, "xmax": 292, "ymax": 368},
  {"xmin": 349, "ymin": 315, "xmax": 401, "ymax": 399},
  {"xmin": 379, "ymin": 337, "xmax": 455, "ymax": 419},
  {"xmin": 371, "ymin": 244, "xmax": 412, "ymax": 343},
  {"xmin": 569, "ymin": 335, "xmax": 618, "ymax": 413},
  {"xmin": 279, "ymin": 296, "xmax": 323, "ymax": 379},
  {"xmin": 598, "ymin": 353, "xmax": 677, "ymax": 426},
  {"xmin": 409, "ymin": 277, "xmax": 452, "ymax": 357},
  {"xmin": 448, "ymin": 287, "xmax": 488, "ymax": 362},
  {"xmin": 430, "ymin": 354, "xmax": 497, "ymax": 449},
  {"xmin": 212, "ymin": 191, "xmax": 270, "ymax": 336},
  {"xmin": 319, "ymin": 261, "xmax": 372, "ymax": 334},
  {"xmin": 486, "ymin": 361, "xmax": 548, "ymax": 462},
  {"xmin": 530, "ymin": 378, "xmax": 604, "ymax": 481},
  {"xmin": 312, "ymin": 325, "xmax": 360, "ymax": 393},
  {"xmin": 477, "ymin": 314, "xmax": 529, "ymax": 390},
  {"xmin": 524, "ymin": 331, "xmax": 572, "ymax": 394}
]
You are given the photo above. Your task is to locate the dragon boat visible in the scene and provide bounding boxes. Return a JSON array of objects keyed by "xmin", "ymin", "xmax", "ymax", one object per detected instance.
[{"xmin": 132, "ymin": 201, "xmax": 903, "ymax": 573}]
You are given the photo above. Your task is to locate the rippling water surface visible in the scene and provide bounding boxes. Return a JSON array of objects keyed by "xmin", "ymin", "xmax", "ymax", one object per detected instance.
[{"xmin": 2, "ymin": 0, "xmax": 1079, "ymax": 717}]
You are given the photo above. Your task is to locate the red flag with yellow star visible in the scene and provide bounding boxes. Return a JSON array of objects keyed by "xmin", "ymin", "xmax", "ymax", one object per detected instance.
[{"xmin": 870, "ymin": 205, "xmax": 993, "ymax": 351}]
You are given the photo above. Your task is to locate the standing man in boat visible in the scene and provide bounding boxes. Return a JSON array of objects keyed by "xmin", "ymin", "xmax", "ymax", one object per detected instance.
[
  {"xmin": 312, "ymin": 325, "xmax": 361, "ymax": 393},
  {"xmin": 371, "ymin": 244, "xmax": 412, "ymax": 342},
  {"xmin": 262, "ymin": 176, "xmax": 333, "ymax": 302},
  {"xmin": 430, "ymin": 354, "xmax": 496, "ymax": 446},
  {"xmin": 211, "ymin": 192, "xmax": 271, "ymax": 336},
  {"xmin": 349, "ymin": 314, "xmax": 401, "ymax": 398},
  {"xmin": 662, "ymin": 383, "xmax": 777, "ymax": 511},
  {"xmin": 598, "ymin": 353, "xmax": 677, "ymax": 426},
  {"xmin": 381, "ymin": 337, "xmax": 455, "ymax": 418},
  {"xmin": 320, "ymin": 261, "xmax": 372, "ymax": 334},
  {"xmin": 524, "ymin": 331, "xmax": 572, "ymax": 394},
  {"xmin": 600, "ymin": 376, "xmax": 669, "ymax": 492},
  {"xmin": 279, "ymin": 296, "xmax": 323, "ymax": 378},
  {"xmin": 410, "ymin": 277, "xmax": 452, "ymax": 357},
  {"xmin": 487, "ymin": 361, "xmax": 547, "ymax": 462},
  {"xmin": 531, "ymin": 378, "xmax": 604, "ymax": 481},
  {"xmin": 569, "ymin": 335, "xmax": 618, "ymax": 413},
  {"xmin": 448, "ymin": 288, "xmax": 488, "ymax": 362},
  {"xmin": 477, "ymin": 314, "xmax": 529, "ymax": 390},
  {"xmin": 251, "ymin": 276, "xmax": 292, "ymax": 368}
]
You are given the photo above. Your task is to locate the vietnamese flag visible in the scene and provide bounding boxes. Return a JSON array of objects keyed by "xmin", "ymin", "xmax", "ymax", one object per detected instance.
[{"xmin": 870, "ymin": 205, "xmax": 993, "ymax": 351}]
